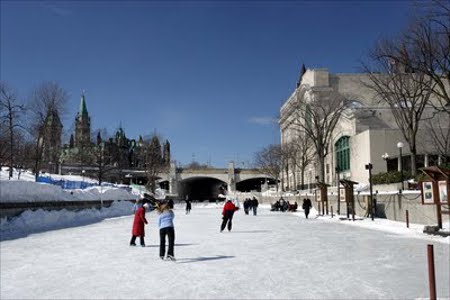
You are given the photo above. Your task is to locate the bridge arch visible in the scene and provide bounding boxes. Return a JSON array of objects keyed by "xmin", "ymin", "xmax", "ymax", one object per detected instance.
[
  {"xmin": 178, "ymin": 176, "xmax": 227, "ymax": 202},
  {"xmin": 236, "ymin": 177, "xmax": 278, "ymax": 192}
]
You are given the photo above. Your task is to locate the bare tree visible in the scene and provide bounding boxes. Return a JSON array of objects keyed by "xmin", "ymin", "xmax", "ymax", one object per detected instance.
[
  {"xmin": 144, "ymin": 134, "xmax": 166, "ymax": 192},
  {"xmin": 28, "ymin": 82, "xmax": 68, "ymax": 180},
  {"xmin": 286, "ymin": 135, "xmax": 315, "ymax": 190},
  {"xmin": 0, "ymin": 82, "xmax": 26, "ymax": 179},
  {"xmin": 254, "ymin": 144, "xmax": 282, "ymax": 191},
  {"xmin": 363, "ymin": 39, "xmax": 434, "ymax": 176},
  {"xmin": 423, "ymin": 112, "xmax": 450, "ymax": 164},
  {"xmin": 404, "ymin": 0, "xmax": 450, "ymax": 112},
  {"xmin": 287, "ymin": 89, "xmax": 348, "ymax": 181}
]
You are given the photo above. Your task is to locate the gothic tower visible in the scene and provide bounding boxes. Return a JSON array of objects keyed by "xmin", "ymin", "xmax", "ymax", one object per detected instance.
[
  {"xmin": 42, "ymin": 108, "xmax": 63, "ymax": 173},
  {"xmin": 75, "ymin": 92, "xmax": 91, "ymax": 147},
  {"xmin": 163, "ymin": 139, "xmax": 171, "ymax": 166}
]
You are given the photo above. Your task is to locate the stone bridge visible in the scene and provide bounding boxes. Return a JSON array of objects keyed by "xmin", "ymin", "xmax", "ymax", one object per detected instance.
[{"xmin": 61, "ymin": 161, "xmax": 276, "ymax": 201}]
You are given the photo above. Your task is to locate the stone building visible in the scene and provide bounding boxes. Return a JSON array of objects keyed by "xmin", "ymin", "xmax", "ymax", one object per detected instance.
[
  {"xmin": 60, "ymin": 93, "xmax": 171, "ymax": 182},
  {"xmin": 279, "ymin": 67, "xmax": 448, "ymax": 190}
]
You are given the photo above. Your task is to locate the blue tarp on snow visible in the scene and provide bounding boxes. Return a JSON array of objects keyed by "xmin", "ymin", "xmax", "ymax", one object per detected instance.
[{"xmin": 37, "ymin": 176, "xmax": 95, "ymax": 190}]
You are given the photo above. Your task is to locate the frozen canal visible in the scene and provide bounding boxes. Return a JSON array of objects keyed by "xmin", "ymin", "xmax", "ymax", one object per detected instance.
[{"xmin": 1, "ymin": 204, "xmax": 449, "ymax": 299}]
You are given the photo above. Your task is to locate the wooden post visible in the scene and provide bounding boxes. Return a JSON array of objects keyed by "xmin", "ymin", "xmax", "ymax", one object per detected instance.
[
  {"xmin": 331, "ymin": 206, "xmax": 334, "ymax": 218},
  {"xmin": 433, "ymin": 181, "xmax": 443, "ymax": 229},
  {"xmin": 427, "ymin": 244, "xmax": 437, "ymax": 300},
  {"xmin": 406, "ymin": 210, "xmax": 409, "ymax": 228}
]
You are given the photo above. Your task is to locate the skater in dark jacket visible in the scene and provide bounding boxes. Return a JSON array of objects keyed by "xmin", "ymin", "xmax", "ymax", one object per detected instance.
[
  {"xmin": 220, "ymin": 199, "xmax": 237, "ymax": 232},
  {"xmin": 185, "ymin": 196, "xmax": 192, "ymax": 214},
  {"xmin": 243, "ymin": 199, "xmax": 250, "ymax": 215},
  {"xmin": 130, "ymin": 203, "xmax": 150, "ymax": 247},
  {"xmin": 251, "ymin": 197, "xmax": 259, "ymax": 216},
  {"xmin": 302, "ymin": 198, "xmax": 312, "ymax": 219}
]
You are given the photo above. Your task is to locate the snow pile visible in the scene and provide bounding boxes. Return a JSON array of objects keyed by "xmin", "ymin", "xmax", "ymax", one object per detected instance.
[
  {"xmin": 1, "ymin": 200, "xmax": 134, "ymax": 240},
  {"xmin": 0, "ymin": 167, "xmax": 141, "ymax": 202}
]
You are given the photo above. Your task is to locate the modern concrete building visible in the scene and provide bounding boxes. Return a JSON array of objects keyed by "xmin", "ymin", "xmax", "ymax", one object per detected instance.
[{"xmin": 279, "ymin": 67, "xmax": 448, "ymax": 190}]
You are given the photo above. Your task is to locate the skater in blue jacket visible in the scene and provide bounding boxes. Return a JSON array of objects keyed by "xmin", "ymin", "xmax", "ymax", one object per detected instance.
[{"xmin": 158, "ymin": 202, "xmax": 176, "ymax": 261}]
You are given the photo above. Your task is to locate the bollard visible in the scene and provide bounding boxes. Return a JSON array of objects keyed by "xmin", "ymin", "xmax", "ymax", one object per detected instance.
[
  {"xmin": 406, "ymin": 210, "xmax": 409, "ymax": 228},
  {"xmin": 427, "ymin": 244, "xmax": 437, "ymax": 300},
  {"xmin": 331, "ymin": 206, "xmax": 334, "ymax": 218}
]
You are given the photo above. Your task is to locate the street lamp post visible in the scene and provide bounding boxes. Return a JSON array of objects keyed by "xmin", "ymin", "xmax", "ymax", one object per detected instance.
[
  {"xmin": 335, "ymin": 167, "xmax": 340, "ymax": 216},
  {"xmin": 365, "ymin": 163, "xmax": 374, "ymax": 221},
  {"xmin": 382, "ymin": 153, "xmax": 389, "ymax": 166},
  {"xmin": 397, "ymin": 142, "xmax": 404, "ymax": 190}
]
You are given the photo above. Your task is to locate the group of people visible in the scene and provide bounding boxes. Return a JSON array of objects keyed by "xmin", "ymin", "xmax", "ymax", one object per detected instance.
[
  {"xmin": 271, "ymin": 197, "xmax": 313, "ymax": 219},
  {"xmin": 271, "ymin": 197, "xmax": 290, "ymax": 212},
  {"xmin": 243, "ymin": 197, "xmax": 259, "ymax": 216},
  {"xmin": 130, "ymin": 195, "xmax": 176, "ymax": 261},
  {"xmin": 130, "ymin": 193, "xmax": 314, "ymax": 260}
]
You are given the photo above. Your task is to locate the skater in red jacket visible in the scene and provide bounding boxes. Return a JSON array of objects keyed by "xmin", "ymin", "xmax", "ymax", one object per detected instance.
[
  {"xmin": 220, "ymin": 198, "xmax": 237, "ymax": 232},
  {"xmin": 130, "ymin": 203, "xmax": 150, "ymax": 247}
]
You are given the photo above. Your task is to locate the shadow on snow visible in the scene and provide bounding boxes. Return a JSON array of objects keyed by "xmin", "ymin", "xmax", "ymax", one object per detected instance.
[{"xmin": 176, "ymin": 255, "xmax": 234, "ymax": 264}]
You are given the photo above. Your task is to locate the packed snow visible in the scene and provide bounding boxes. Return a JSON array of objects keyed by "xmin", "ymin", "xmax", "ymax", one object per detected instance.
[{"xmin": 1, "ymin": 203, "xmax": 449, "ymax": 299}]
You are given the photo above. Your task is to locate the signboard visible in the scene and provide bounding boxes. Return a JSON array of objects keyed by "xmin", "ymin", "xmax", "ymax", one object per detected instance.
[
  {"xmin": 421, "ymin": 181, "xmax": 435, "ymax": 204},
  {"xmin": 339, "ymin": 188, "xmax": 346, "ymax": 202},
  {"xmin": 438, "ymin": 180, "xmax": 448, "ymax": 204}
]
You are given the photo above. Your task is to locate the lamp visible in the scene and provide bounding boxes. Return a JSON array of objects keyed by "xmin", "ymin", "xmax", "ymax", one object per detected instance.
[
  {"xmin": 397, "ymin": 142, "xmax": 404, "ymax": 190},
  {"xmin": 365, "ymin": 163, "xmax": 374, "ymax": 221}
]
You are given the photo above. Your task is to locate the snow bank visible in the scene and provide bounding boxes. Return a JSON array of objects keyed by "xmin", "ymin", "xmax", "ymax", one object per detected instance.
[
  {"xmin": 0, "ymin": 200, "xmax": 134, "ymax": 240},
  {"xmin": 0, "ymin": 181, "xmax": 137, "ymax": 202}
]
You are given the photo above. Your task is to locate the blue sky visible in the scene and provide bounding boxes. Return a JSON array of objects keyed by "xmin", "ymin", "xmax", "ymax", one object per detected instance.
[{"xmin": 1, "ymin": 1, "xmax": 413, "ymax": 168}]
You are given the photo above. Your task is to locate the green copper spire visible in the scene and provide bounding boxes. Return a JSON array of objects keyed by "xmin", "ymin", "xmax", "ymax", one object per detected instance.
[{"xmin": 79, "ymin": 92, "xmax": 88, "ymax": 118}]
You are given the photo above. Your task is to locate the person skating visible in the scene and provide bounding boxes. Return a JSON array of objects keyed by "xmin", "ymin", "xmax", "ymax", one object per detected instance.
[
  {"xmin": 220, "ymin": 198, "xmax": 237, "ymax": 232},
  {"xmin": 158, "ymin": 202, "xmax": 176, "ymax": 261},
  {"xmin": 185, "ymin": 195, "xmax": 192, "ymax": 214},
  {"xmin": 302, "ymin": 198, "xmax": 312, "ymax": 219},
  {"xmin": 130, "ymin": 203, "xmax": 150, "ymax": 247},
  {"xmin": 251, "ymin": 197, "xmax": 259, "ymax": 216},
  {"xmin": 243, "ymin": 198, "xmax": 250, "ymax": 215}
]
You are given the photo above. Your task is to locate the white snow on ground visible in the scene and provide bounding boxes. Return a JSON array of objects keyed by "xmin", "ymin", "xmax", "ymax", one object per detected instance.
[
  {"xmin": 1, "ymin": 167, "xmax": 449, "ymax": 299},
  {"xmin": 1, "ymin": 204, "xmax": 449, "ymax": 299}
]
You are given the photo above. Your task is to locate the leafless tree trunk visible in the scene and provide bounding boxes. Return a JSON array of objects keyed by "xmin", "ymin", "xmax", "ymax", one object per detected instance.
[
  {"xmin": 287, "ymin": 135, "xmax": 315, "ymax": 190},
  {"xmin": 405, "ymin": 0, "xmax": 450, "ymax": 112},
  {"xmin": 363, "ymin": 39, "xmax": 434, "ymax": 176},
  {"xmin": 28, "ymin": 82, "xmax": 68, "ymax": 181},
  {"xmin": 254, "ymin": 144, "xmax": 282, "ymax": 191},
  {"xmin": 286, "ymin": 89, "xmax": 348, "ymax": 182},
  {"xmin": 0, "ymin": 82, "xmax": 26, "ymax": 179},
  {"xmin": 423, "ymin": 112, "xmax": 450, "ymax": 164},
  {"xmin": 144, "ymin": 134, "xmax": 166, "ymax": 192}
]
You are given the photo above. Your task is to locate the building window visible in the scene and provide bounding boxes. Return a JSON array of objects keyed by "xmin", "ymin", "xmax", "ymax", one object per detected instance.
[
  {"xmin": 305, "ymin": 104, "xmax": 312, "ymax": 130},
  {"xmin": 335, "ymin": 136, "xmax": 350, "ymax": 172}
]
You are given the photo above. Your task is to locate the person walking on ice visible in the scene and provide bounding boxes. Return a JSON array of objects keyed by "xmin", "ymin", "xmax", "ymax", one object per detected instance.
[
  {"xmin": 130, "ymin": 203, "xmax": 150, "ymax": 247},
  {"xmin": 158, "ymin": 201, "xmax": 176, "ymax": 261},
  {"xmin": 185, "ymin": 195, "xmax": 192, "ymax": 214},
  {"xmin": 220, "ymin": 197, "xmax": 237, "ymax": 232},
  {"xmin": 302, "ymin": 198, "xmax": 312, "ymax": 219}
]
